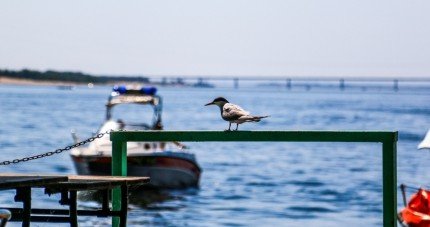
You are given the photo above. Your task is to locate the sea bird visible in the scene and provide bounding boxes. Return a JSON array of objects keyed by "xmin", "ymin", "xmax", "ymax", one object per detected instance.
[{"xmin": 205, "ymin": 97, "xmax": 269, "ymax": 131}]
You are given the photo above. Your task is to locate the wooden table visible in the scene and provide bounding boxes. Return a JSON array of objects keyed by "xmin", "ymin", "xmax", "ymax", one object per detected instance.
[{"xmin": 0, "ymin": 174, "xmax": 149, "ymax": 227}]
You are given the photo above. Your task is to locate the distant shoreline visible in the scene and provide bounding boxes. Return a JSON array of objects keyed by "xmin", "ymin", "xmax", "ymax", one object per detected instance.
[
  {"xmin": 0, "ymin": 76, "xmax": 190, "ymax": 88},
  {"xmin": 0, "ymin": 77, "xmax": 83, "ymax": 86},
  {"xmin": 0, "ymin": 76, "xmax": 139, "ymax": 87},
  {"xmin": 0, "ymin": 68, "xmax": 151, "ymax": 86}
]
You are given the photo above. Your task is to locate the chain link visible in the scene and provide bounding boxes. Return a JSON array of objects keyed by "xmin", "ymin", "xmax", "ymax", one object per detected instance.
[{"xmin": 0, "ymin": 129, "xmax": 115, "ymax": 166}]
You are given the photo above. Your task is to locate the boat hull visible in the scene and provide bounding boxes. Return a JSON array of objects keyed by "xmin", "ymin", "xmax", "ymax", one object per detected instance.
[{"xmin": 71, "ymin": 154, "xmax": 201, "ymax": 188}]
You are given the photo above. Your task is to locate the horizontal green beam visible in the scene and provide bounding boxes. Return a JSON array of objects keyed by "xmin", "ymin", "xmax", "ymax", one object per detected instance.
[{"xmin": 110, "ymin": 130, "xmax": 397, "ymax": 143}]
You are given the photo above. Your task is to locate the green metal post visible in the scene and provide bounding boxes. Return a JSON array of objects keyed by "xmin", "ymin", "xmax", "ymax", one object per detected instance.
[
  {"xmin": 110, "ymin": 130, "xmax": 397, "ymax": 227},
  {"xmin": 112, "ymin": 140, "xmax": 127, "ymax": 227},
  {"xmin": 382, "ymin": 137, "xmax": 397, "ymax": 227}
]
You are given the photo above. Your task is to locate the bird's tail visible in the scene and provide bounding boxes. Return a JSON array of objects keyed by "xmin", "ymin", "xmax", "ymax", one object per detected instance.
[{"xmin": 245, "ymin": 115, "xmax": 269, "ymax": 122}]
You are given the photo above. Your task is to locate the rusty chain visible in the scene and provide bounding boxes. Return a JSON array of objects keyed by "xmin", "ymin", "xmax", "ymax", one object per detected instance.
[{"xmin": 0, "ymin": 129, "xmax": 116, "ymax": 166}]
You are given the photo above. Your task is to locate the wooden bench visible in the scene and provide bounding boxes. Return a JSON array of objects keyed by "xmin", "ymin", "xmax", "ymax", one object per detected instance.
[{"xmin": 0, "ymin": 174, "xmax": 149, "ymax": 227}]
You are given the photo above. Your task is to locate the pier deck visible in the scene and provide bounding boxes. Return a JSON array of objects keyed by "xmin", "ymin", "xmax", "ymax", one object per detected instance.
[{"xmin": 0, "ymin": 173, "xmax": 149, "ymax": 227}]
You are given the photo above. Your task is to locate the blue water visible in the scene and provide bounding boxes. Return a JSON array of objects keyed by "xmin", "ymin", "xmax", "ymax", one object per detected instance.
[{"xmin": 1, "ymin": 84, "xmax": 430, "ymax": 226}]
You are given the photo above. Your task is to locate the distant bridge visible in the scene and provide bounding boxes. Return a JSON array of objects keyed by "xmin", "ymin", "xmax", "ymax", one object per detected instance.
[{"xmin": 146, "ymin": 75, "xmax": 430, "ymax": 90}]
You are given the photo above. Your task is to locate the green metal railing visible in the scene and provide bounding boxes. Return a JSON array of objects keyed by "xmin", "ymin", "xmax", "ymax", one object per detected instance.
[{"xmin": 110, "ymin": 130, "xmax": 398, "ymax": 227}]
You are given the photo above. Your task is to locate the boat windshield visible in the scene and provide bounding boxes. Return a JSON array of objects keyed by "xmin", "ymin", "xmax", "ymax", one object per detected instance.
[{"xmin": 110, "ymin": 103, "xmax": 156, "ymax": 129}]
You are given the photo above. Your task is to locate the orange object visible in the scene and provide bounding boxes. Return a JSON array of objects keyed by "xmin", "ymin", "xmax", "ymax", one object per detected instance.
[{"xmin": 400, "ymin": 189, "xmax": 430, "ymax": 227}]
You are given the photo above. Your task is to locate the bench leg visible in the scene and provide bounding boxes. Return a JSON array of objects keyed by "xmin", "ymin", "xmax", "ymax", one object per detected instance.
[
  {"xmin": 102, "ymin": 189, "xmax": 109, "ymax": 213},
  {"xmin": 15, "ymin": 187, "xmax": 31, "ymax": 227},
  {"xmin": 120, "ymin": 185, "xmax": 128, "ymax": 227},
  {"xmin": 69, "ymin": 190, "xmax": 78, "ymax": 227}
]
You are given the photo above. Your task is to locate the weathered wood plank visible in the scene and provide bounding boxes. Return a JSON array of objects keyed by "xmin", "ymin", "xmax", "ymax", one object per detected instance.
[
  {"xmin": 0, "ymin": 175, "xmax": 68, "ymax": 190},
  {"xmin": 0, "ymin": 174, "xmax": 149, "ymax": 191}
]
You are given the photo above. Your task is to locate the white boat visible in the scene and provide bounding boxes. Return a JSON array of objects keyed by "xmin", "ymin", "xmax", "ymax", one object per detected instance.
[
  {"xmin": 418, "ymin": 129, "xmax": 430, "ymax": 150},
  {"xmin": 70, "ymin": 85, "xmax": 201, "ymax": 188}
]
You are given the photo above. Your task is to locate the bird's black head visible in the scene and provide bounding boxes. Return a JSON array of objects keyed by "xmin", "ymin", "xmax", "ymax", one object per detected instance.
[
  {"xmin": 205, "ymin": 97, "xmax": 229, "ymax": 106},
  {"xmin": 213, "ymin": 97, "xmax": 229, "ymax": 103}
]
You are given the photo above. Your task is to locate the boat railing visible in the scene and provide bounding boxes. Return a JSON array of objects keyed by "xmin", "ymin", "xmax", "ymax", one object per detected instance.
[{"xmin": 110, "ymin": 130, "xmax": 398, "ymax": 227}]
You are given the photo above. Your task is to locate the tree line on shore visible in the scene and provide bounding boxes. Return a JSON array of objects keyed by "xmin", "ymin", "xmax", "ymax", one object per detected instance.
[{"xmin": 0, "ymin": 69, "xmax": 149, "ymax": 84}]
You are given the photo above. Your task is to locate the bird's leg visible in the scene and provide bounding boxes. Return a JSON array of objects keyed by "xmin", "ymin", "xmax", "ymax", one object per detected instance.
[
  {"xmin": 235, "ymin": 123, "xmax": 239, "ymax": 131},
  {"xmin": 225, "ymin": 122, "xmax": 232, "ymax": 131}
]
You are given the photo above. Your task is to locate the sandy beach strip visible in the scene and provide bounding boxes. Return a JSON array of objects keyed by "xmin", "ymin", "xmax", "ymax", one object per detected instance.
[{"xmin": 0, "ymin": 76, "xmax": 83, "ymax": 86}]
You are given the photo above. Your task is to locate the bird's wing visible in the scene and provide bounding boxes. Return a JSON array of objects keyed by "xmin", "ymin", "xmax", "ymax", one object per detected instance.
[{"xmin": 222, "ymin": 103, "xmax": 250, "ymax": 120}]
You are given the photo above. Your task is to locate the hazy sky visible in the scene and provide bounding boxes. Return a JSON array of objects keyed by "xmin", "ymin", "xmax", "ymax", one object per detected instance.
[{"xmin": 0, "ymin": 1, "xmax": 429, "ymax": 77}]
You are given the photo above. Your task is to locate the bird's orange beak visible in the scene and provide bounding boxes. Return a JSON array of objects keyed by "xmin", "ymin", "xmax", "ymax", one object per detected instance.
[{"xmin": 205, "ymin": 102, "xmax": 214, "ymax": 106}]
